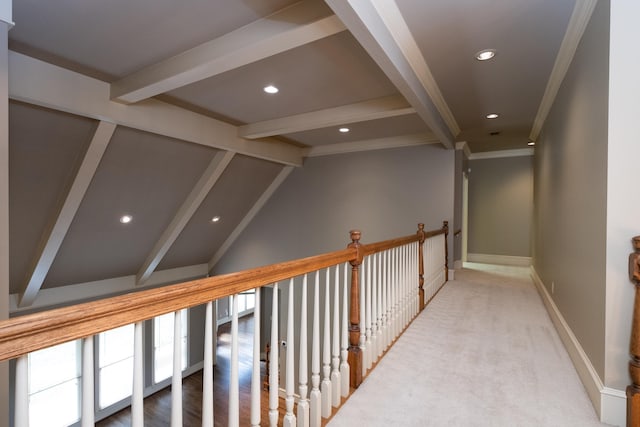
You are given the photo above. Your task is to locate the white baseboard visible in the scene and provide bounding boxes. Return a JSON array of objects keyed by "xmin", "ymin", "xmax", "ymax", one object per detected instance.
[
  {"xmin": 530, "ymin": 267, "xmax": 626, "ymax": 426},
  {"xmin": 467, "ymin": 253, "xmax": 531, "ymax": 267},
  {"xmin": 454, "ymin": 259, "xmax": 463, "ymax": 269},
  {"xmin": 448, "ymin": 269, "xmax": 455, "ymax": 280}
]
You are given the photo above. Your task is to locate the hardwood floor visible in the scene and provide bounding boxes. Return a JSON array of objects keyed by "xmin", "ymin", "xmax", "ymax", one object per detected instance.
[{"xmin": 96, "ymin": 315, "xmax": 275, "ymax": 427}]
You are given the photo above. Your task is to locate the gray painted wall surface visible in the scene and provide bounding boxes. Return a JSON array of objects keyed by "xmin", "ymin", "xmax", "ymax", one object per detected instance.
[
  {"xmin": 453, "ymin": 149, "xmax": 469, "ymax": 263},
  {"xmin": 214, "ymin": 144, "xmax": 455, "ymax": 275},
  {"xmin": 468, "ymin": 156, "xmax": 533, "ymax": 257},
  {"xmin": 533, "ymin": 0, "xmax": 609, "ymax": 380}
]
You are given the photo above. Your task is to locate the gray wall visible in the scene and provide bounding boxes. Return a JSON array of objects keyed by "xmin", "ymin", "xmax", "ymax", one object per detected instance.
[
  {"xmin": 533, "ymin": 0, "xmax": 609, "ymax": 380},
  {"xmin": 453, "ymin": 148, "xmax": 469, "ymax": 263},
  {"xmin": 214, "ymin": 144, "xmax": 455, "ymax": 275},
  {"xmin": 468, "ymin": 155, "xmax": 533, "ymax": 257}
]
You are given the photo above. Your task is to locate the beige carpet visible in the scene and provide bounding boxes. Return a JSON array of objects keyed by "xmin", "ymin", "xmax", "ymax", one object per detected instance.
[{"xmin": 328, "ymin": 264, "xmax": 610, "ymax": 427}]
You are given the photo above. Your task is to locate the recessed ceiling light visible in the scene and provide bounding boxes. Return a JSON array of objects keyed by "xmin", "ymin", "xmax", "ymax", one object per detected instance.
[
  {"xmin": 263, "ymin": 85, "xmax": 279, "ymax": 94},
  {"xmin": 339, "ymin": 127, "xmax": 350, "ymax": 133},
  {"xmin": 527, "ymin": 141, "xmax": 536, "ymax": 146},
  {"xmin": 211, "ymin": 216, "xmax": 221, "ymax": 223},
  {"xmin": 120, "ymin": 215, "xmax": 132, "ymax": 224},
  {"xmin": 486, "ymin": 113, "xmax": 499, "ymax": 119},
  {"xmin": 475, "ymin": 49, "xmax": 496, "ymax": 61}
]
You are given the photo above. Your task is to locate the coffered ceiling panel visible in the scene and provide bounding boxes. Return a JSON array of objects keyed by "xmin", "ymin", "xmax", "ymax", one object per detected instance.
[
  {"xmin": 43, "ymin": 127, "xmax": 219, "ymax": 288},
  {"xmin": 166, "ymin": 31, "xmax": 399, "ymax": 124},
  {"xmin": 8, "ymin": 102, "xmax": 98, "ymax": 294},
  {"xmin": 9, "ymin": 0, "xmax": 300, "ymax": 79},
  {"xmin": 286, "ymin": 113, "xmax": 431, "ymax": 147},
  {"xmin": 158, "ymin": 154, "xmax": 284, "ymax": 271}
]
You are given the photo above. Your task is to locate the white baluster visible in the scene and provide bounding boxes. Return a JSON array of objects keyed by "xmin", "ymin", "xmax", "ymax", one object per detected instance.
[
  {"xmin": 310, "ymin": 272, "xmax": 321, "ymax": 427},
  {"xmin": 172, "ymin": 311, "xmax": 183, "ymax": 427},
  {"xmin": 376, "ymin": 252, "xmax": 384, "ymax": 359},
  {"xmin": 321, "ymin": 269, "xmax": 332, "ymax": 418},
  {"xmin": 133, "ymin": 321, "xmax": 144, "ymax": 427},
  {"xmin": 394, "ymin": 247, "xmax": 401, "ymax": 338},
  {"xmin": 380, "ymin": 250, "xmax": 388, "ymax": 350},
  {"xmin": 82, "ymin": 336, "xmax": 94, "ymax": 427},
  {"xmin": 284, "ymin": 279, "xmax": 297, "ymax": 427},
  {"xmin": 365, "ymin": 255, "xmax": 372, "ymax": 371},
  {"xmin": 269, "ymin": 284, "xmax": 279, "ymax": 427},
  {"xmin": 251, "ymin": 289, "xmax": 261, "ymax": 427},
  {"xmin": 359, "ymin": 256, "xmax": 367, "ymax": 378},
  {"xmin": 331, "ymin": 265, "xmax": 341, "ymax": 407},
  {"xmin": 15, "ymin": 355, "xmax": 28, "ymax": 427},
  {"xmin": 203, "ymin": 301, "xmax": 214, "ymax": 427},
  {"xmin": 340, "ymin": 263, "xmax": 350, "ymax": 398},
  {"xmin": 382, "ymin": 250, "xmax": 391, "ymax": 350},
  {"xmin": 414, "ymin": 242, "xmax": 419, "ymax": 316},
  {"xmin": 298, "ymin": 275, "xmax": 310, "ymax": 427},
  {"xmin": 370, "ymin": 253, "xmax": 378, "ymax": 365}
]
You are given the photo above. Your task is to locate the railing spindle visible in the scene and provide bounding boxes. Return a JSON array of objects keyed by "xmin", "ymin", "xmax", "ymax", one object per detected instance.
[
  {"xmin": 348, "ymin": 230, "xmax": 363, "ymax": 388},
  {"xmin": 331, "ymin": 265, "xmax": 341, "ymax": 407},
  {"xmin": 340, "ymin": 263, "xmax": 350, "ymax": 397},
  {"xmin": 359, "ymin": 256, "xmax": 366, "ymax": 378},
  {"xmin": 269, "ymin": 284, "xmax": 279, "ymax": 427},
  {"xmin": 371, "ymin": 253, "xmax": 378, "ymax": 364},
  {"xmin": 310, "ymin": 271, "xmax": 321, "ymax": 426},
  {"xmin": 172, "ymin": 311, "xmax": 183, "ymax": 427},
  {"xmin": 132, "ymin": 321, "xmax": 144, "ymax": 427},
  {"xmin": 82, "ymin": 336, "xmax": 94, "ymax": 427},
  {"xmin": 365, "ymin": 255, "xmax": 372, "ymax": 371},
  {"xmin": 203, "ymin": 301, "xmax": 214, "ymax": 427},
  {"xmin": 284, "ymin": 279, "xmax": 296, "ymax": 427},
  {"xmin": 321, "ymin": 268, "xmax": 332, "ymax": 418},
  {"xmin": 15, "ymin": 354, "xmax": 28, "ymax": 427},
  {"xmin": 251, "ymin": 289, "xmax": 261, "ymax": 427},
  {"xmin": 376, "ymin": 253, "xmax": 383, "ymax": 358},
  {"xmin": 298, "ymin": 275, "xmax": 310, "ymax": 427}
]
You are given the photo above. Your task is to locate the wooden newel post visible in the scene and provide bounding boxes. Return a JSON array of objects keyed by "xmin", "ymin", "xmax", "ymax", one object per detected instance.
[
  {"xmin": 347, "ymin": 230, "xmax": 363, "ymax": 388},
  {"xmin": 443, "ymin": 221, "xmax": 449, "ymax": 281},
  {"xmin": 628, "ymin": 236, "xmax": 640, "ymax": 427},
  {"xmin": 417, "ymin": 223, "xmax": 426, "ymax": 311}
]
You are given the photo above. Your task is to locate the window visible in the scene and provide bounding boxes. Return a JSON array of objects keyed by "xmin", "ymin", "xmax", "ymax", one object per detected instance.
[
  {"xmin": 153, "ymin": 309, "xmax": 188, "ymax": 383},
  {"xmin": 237, "ymin": 291, "xmax": 255, "ymax": 314},
  {"xmin": 28, "ymin": 340, "xmax": 81, "ymax": 427},
  {"xmin": 98, "ymin": 324, "xmax": 134, "ymax": 408}
]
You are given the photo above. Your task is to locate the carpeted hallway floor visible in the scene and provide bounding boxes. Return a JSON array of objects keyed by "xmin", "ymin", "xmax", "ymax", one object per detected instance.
[{"xmin": 328, "ymin": 264, "xmax": 610, "ymax": 427}]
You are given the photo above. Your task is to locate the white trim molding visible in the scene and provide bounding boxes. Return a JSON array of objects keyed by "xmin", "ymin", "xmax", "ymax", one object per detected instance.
[
  {"xmin": 305, "ymin": 133, "xmax": 437, "ymax": 157},
  {"xmin": 455, "ymin": 141, "xmax": 471, "ymax": 158},
  {"xmin": 531, "ymin": 267, "xmax": 626, "ymax": 426},
  {"xmin": 529, "ymin": 0, "xmax": 598, "ymax": 141},
  {"xmin": 467, "ymin": 253, "xmax": 531, "ymax": 267},
  {"xmin": 469, "ymin": 148, "xmax": 534, "ymax": 160}
]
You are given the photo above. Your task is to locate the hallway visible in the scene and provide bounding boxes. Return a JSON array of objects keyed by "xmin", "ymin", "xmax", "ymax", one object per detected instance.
[{"xmin": 328, "ymin": 264, "xmax": 609, "ymax": 426}]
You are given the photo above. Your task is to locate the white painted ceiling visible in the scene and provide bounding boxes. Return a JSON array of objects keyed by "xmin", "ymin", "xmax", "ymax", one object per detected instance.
[{"xmin": 6, "ymin": 0, "xmax": 580, "ymax": 307}]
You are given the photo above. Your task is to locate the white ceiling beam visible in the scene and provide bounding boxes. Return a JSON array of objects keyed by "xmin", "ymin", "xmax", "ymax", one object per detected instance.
[
  {"xmin": 18, "ymin": 121, "xmax": 117, "ymax": 307},
  {"xmin": 305, "ymin": 132, "xmax": 438, "ymax": 157},
  {"xmin": 112, "ymin": 1, "xmax": 346, "ymax": 103},
  {"xmin": 238, "ymin": 94, "xmax": 414, "ymax": 139},
  {"xmin": 136, "ymin": 151, "xmax": 235, "ymax": 286},
  {"xmin": 208, "ymin": 165, "xmax": 294, "ymax": 272},
  {"xmin": 529, "ymin": 0, "xmax": 598, "ymax": 142},
  {"xmin": 9, "ymin": 51, "xmax": 305, "ymax": 167},
  {"xmin": 325, "ymin": 0, "xmax": 458, "ymax": 149}
]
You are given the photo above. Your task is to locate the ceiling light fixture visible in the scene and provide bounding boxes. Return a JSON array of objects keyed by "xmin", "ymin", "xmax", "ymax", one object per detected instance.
[
  {"xmin": 120, "ymin": 214, "xmax": 132, "ymax": 224},
  {"xmin": 486, "ymin": 113, "xmax": 499, "ymax": 119},
  {"xmin": 211, "ymin": 216, "xmax": 221, "ymax": 223},
  {"xmin": 263, "ymin": 85, "xmax": 279, "ymax": 94},
  {"xmin": 475, "ymin": 49, "xmax": 496, "ymax": 61},
  {"xmin": 528, "ymin": 141, "xmax": 536, "ymax": 146},
  {"xmin": 339, "ymin": 127, "xmax": 350, "ymax": 133}
]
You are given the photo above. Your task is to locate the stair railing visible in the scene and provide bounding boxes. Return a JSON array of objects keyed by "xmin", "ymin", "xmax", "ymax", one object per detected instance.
[{"xmin": 0, "ymin": 221, "xmax": 448, "ymax": 427}]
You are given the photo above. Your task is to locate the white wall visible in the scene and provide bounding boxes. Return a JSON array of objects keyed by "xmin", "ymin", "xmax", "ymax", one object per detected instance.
[{"xmin": 605, "ymin": 0, "xmax": 640, "ymax": 391}]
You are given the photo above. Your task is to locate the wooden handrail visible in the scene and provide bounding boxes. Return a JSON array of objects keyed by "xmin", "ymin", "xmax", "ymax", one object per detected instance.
[{"xmin": 0, "ymin": 222, "xmax": 449, "ymax": 364}]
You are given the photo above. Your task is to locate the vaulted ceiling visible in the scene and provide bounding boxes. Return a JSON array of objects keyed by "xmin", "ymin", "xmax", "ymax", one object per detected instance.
[{"xmin": 6, "ymin": 0, "xmax": 590, "ymax": 309}]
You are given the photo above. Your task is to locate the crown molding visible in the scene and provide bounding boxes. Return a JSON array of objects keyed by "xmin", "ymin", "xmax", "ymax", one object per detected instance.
[
  {"xmin": 306, "ymin": 133, "xmax": 438, "ymax": 157},
  {"xmin": 529, "ymin": 0, "xmax": 598, "ymax": 141},
  {"xmin": 469, "ymin": 148, "xmax": 534, "ymax": 160}
]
